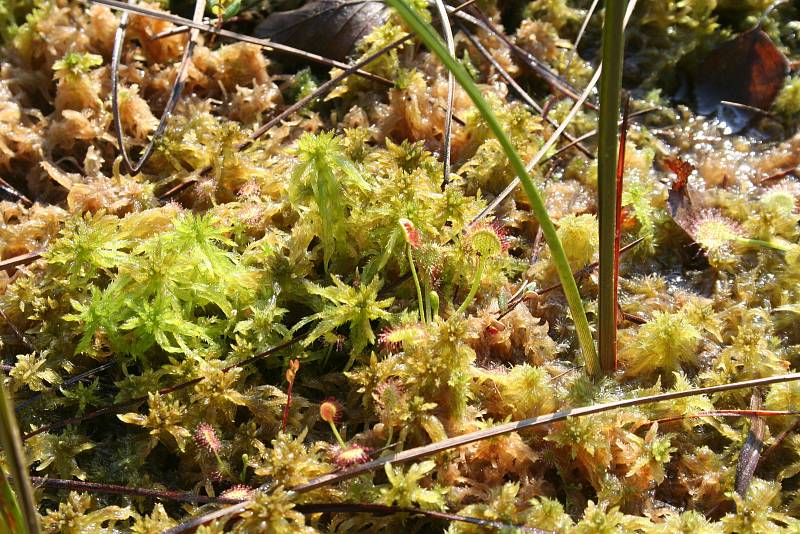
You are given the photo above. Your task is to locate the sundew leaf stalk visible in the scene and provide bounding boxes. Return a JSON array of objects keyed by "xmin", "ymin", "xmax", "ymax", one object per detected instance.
[{"xmin": 386, "ymin": 0, "xmax": 600, "ymax": 376}]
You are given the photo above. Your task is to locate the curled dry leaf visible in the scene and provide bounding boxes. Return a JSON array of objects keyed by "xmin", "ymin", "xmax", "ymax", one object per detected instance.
[
  {"xmin": 254, "ymin": 0, "xmax": 390, "ymax": 62},
  {"xmin": 735, "ymin": 389, "xmax": 765, "ymax": 497},
  {"xmin": 665, "ymin": 156, "xmax": 697, "ymax": 235}
]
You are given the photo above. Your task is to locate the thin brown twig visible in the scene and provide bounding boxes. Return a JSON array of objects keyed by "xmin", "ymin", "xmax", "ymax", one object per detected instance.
[
  {"xmin": 294, "ymin": 375, "xmax": 800, "ymax": 492},
  {"xmin": 31, "ymin": 474, "xmax": 547, "ymax": 533},
  {"xmin": 166, "ymin": 499, "xmax": 548, "ymax": 534},
  {"xmin": 159, "ymin": 0, "xmax": 478, "ymax": 200},
  {"xmin": 0, "ymin": 250, "xmax": 43, "ymax": 272},
  {"xmin": 496, "ymin": 236, "xmax": 645, "ymax": 320},
  {"xmin": 148, "ymin": 24, "xmax": 192, "ymax": 41},
  {"xmin": 148, "ymin": 13, "xmax": 249, "ymax": 41},
  {"xmin": 548, "ymin": 107, "xmax": 656, "ymax": 160},
  {"xmin": 111, "ymin": 0, "xmax": 206, "ymax": 173},
  {"xmin": 543, "ymin": 96, "xmax": 560, "ymax": 121},
  {"xmin": 656, "ymin": 409, "xmax": 800, "ymax": 425},
  {"xmin": 459, "ymin": 24, "xmax": 594, "ymax": 159},
  {"xmin": 620, "ymin": 310, "xmax": 646, "ymax": 325},
  {"xmin": 32, "ymin": 475, "xmax": 548, "ymax": 532},
  {"xmin": 761, "ymin": 416, "xmax": 800, "ymax": 460},
  {"xmin": 564, "ymin": 0, "xmax": 599, "ymax": 75},
  {"xmin": 158, "ymin": 33, "xmax": 413, "ymax": 200},
  {"xmin": 0, "ymin": 307, "xmax": 30, "ymax": 349},
  {"xmin": 720, "ymin": 100, "xmax": 776, "ymax": 117},
  {"xmin": 466, "ymin": 6, "xmax": 596, "ymax": 111},
  {"xmin": 171, "ymin": 372, "xmax": 800, "ymax": 531},
  {"xmin": 31, "ymin": 476, "xmax": 241, "ymax": 504},
  {"xmin": 91, "ymin": 0, "xmax": 392, "ymax": 86},
  {"xmin": 760, "ymin": 165, "xmax": 798, "ymax": 184},
  {"xmin": 0, "ymin": 177, "xmax": 32, "ymax": 207},
  {"xmin": 292, "ymin": 504, "xmax": 549, "ymax": 533},
  {"xmin": 15, "ymin": 360, "xmax": 117, "ymax": 413},
  {"xmin": 22, "ymin": 336, "xmax": 301, "ymax": 440},
  {"xmin": 459, "ymin": 25, "xmax": 541, "ymax": 116}
]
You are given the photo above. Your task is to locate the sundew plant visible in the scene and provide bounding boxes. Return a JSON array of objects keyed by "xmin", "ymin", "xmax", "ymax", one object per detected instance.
[{"xmin": 1, "ymin": 0, "xmax": 800, "ymax": 532}]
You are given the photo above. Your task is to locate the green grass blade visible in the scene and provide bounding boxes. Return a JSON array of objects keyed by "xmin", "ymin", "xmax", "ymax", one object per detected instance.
[
  {"xmin": 0, "ymin": 471, "xmax": 23, "ymax": 534},
  {"xmin": 0, "ymin": 380, "xmax": 39, "ymax": 534},
  {"xmin": 597, "ymin": 0, "xmax": 627, "ymax": 374},
  {"xmin": 387, "ymin": 0, "xmax": 600, "ymax": 376}
]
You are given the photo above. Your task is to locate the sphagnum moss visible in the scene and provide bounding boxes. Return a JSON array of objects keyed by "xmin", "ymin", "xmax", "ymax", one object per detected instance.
[{"xmin": 0, "ymin": 0, "xmax": 800, "ymax": 532}]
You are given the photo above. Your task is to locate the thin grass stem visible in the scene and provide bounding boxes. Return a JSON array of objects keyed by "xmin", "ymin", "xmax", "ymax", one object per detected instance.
[
  {"xmin": 459, "ymin": 24, "xmax": 594, "ymax": 158},
  {"xmin": 15, "ymin": 360, "xmax": 116, "ymax": 413},
  {"xmin": 597, "ymin": 0, "xmax": 627, "ymax": 374},
  {"xmin": 111, "ymin": 0, "xmax": 206, "ymax": 173},
  {"xmin": 386, "ymin": 0, "xmax": 600, "ymax": 375},
  {"xmin": 170, "ymin": 372, "xmax": 800, "ymax": 532},
  {"xmin": 91, "ymin": 0, "xmax": 393, "ymax": 85},
  {"xmin": 22, "ymin": 336, "xmax": 301, "ymax": 440},
  {"xmin": 432, "ymin": 0, "xmax": 455, "ymax": 186},
  {"xmin": 157, "ymin": 0, "xmax": 479, "ymax": 201},
  {"xmin": 565, "ymin": 0, "xmax": 600, "ymax": 74},
  {"xmin": 293, "ymin": 372, "xmax": 800, "ymax": 493},
  {"xmin": 0, "ymin": 380, "xmax": 39, "ymax": 534},
  {"xmin": 471, "ymin": 0, "xmax": 638, "ymax": 225}
]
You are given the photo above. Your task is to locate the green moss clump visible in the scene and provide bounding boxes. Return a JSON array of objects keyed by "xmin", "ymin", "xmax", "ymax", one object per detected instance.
[
  {"xmin": 620, "ymin": 308, "xmax": 703, "ymax": 377},
  {"xmin": 1, "ymin": 0, "xmax": 800, "ymax": 531}
]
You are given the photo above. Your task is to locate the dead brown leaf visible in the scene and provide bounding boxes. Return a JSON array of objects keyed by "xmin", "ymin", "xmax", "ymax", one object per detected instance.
[
  {"xmin": 694, "ymin": 28, "xmax": 788, "ymax": 131},
  {"xmin": 254, "ymin": 0, "xmax": 390, "ymax": 62},
  {"xmin": 665, "ymin": 156, "xmax": 696, "ymax": 234}
]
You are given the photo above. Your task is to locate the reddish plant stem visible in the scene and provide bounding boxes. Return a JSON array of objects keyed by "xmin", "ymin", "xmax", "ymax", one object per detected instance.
[
  {"xmin": 656, "ymin": 409, "xmax": 800, "ymax": 425},
  {"xmin": 30, "ymin": 476, "xmax": 241, "ymax": 504},
  {"xmin": 30, "ymin": 476, "xmax": 545, "ymax": 533},
  {"xmin": 610, "ymin": 94, "xmax": 630, "ymax": 370}
]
